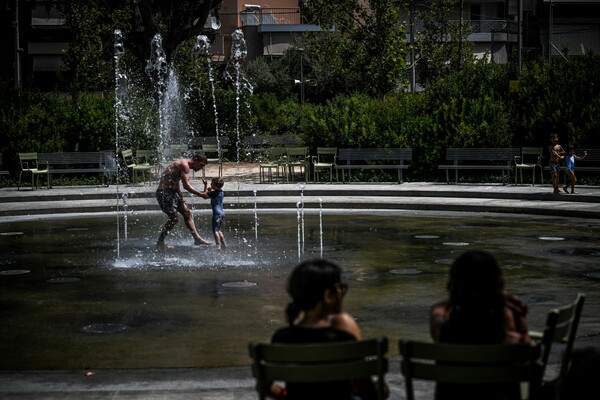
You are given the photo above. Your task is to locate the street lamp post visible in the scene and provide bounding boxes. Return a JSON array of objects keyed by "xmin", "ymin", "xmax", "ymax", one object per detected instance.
[
  {"xmin": 410, "ymin": 0, "xmax": 416, "ymax": 92},
  {"xmin": 294, "ymin": 48, "xmax": 316, "ymax": 103},
  {"xmin": 13, "ymin": 0, "xmax": 22, "ymax": 90},
  {"xmin": 518, "ymin": 0, "xmax": 522, "ymax": 73},
  {"xmin": 299, "ymin": 48, "xmax": 305, "ymax": 104}
]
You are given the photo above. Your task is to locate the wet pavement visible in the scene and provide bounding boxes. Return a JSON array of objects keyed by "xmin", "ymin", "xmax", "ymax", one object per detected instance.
[{"xmin": 0, "ymin": 162, "xmax": 598, "ymax": 399}]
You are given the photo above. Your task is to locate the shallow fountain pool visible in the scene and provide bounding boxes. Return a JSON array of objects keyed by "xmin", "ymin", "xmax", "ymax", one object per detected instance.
[{"xmin": 1, "ymin": 210, "xmax": 599, "ymax": 369}]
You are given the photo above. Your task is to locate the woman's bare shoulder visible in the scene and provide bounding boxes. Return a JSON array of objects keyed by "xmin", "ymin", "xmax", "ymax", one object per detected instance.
[{"xmin": 330, "ymin": 311, "xmax": 362, "ymax": 340}]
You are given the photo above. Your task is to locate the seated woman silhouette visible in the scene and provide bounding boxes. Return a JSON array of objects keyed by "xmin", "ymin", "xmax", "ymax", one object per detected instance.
[
  {"xmin": 429, "ymin": 250, "xmax": 530, "ymax": 400},
  {"xmin": 269, "ymin": 258, "xmax": 378, "ymax": 400}
]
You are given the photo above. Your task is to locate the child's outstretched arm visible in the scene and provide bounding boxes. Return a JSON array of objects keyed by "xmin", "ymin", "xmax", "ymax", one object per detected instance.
[{"xmin": 197, "ymin": 179, "xmax": 210, "ymax": 199}]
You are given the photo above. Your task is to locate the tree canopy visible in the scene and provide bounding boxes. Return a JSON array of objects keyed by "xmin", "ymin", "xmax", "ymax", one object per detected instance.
[{"xmin": 301, "ymin": 0, "xmax": 409, "ymax": 98}]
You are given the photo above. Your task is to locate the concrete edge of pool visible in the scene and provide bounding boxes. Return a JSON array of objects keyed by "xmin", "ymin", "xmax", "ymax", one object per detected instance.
[{"xmin": 1, "ymin": 178, "xmax": 600, "ymax": 220}]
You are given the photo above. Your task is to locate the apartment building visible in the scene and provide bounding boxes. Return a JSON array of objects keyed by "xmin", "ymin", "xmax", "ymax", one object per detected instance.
[
  {"xmin": 2, "ymin": 0, "xmax": 598, "ymax": 91},
  {"xmin": 214, "ymin": 0, "xmax": 321, "ymax": 60},
  {"xmin": 210, "ymin": 0, "xmax": 600, "ymax": 62}
]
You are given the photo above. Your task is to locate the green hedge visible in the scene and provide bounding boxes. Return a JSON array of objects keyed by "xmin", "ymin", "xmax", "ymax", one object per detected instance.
[{"xmin": 1, "ymin": 56, "xmax": 599, "ymax": 184}]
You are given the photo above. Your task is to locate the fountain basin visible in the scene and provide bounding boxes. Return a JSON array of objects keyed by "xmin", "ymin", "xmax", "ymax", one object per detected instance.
[{"xmin": 1, "ymin": 211, "xmax": 599, "ymax": 369}]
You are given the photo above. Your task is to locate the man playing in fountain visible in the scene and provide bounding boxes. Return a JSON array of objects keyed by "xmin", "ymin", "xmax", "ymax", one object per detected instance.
[{"xmin": 155, "ymin": 153, "xmax": 211, "ymax": 251}]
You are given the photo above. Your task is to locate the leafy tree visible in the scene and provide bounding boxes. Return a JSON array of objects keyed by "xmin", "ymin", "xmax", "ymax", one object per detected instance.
[
  {"xmin": 245, "ymin": 32, "xmax": 364, "ymax": 103},
  {"xmin": 132, "ymin": 0, "xmax": 222, "ymax": 63},
  {"xmin": 245, "ymin": 57, "xmax": 294, "ymax": 100},
  {"xmin": 425, "ymin": 60, "xmax": 513, "ymax": 148},
  {"xmin": 413, "ymin": 0, "xmax": 473, "ymax": 87},
  {"xmin": 300, "ymin": 32, "xmax": 362, "ymax": 100},
  {"xmin": 55, "ymin": 2, "xmax": 106, "ymax": 94},
  {"xmin": 301, "ymin": 0, "xmax": 409, "ymax": 98},
  {"xmin": 52, "ymin": 0, "xmax": 222, "ymax": 86},
  {"xmin": 512, "ymin": 53, "xmax": 600, "ymax": 148}
]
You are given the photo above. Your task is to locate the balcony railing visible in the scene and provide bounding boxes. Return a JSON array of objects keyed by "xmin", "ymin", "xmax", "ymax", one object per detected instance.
[
  {"xmin": 231, "ymin": 9, "xmax": 517, "ymax": 35},
  {"xmin": 239, "ymin": 8, "xmax": 303, "ymax": 26},
  {"xmin": 469, "ymin": 20, "xmax": 518, "ymax": 34}
]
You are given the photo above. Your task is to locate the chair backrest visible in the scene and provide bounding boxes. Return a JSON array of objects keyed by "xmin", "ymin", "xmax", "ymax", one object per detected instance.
[
  {"xmin": 260, "ymin": 146, "xmax": 285, "ymax": 162},
  {"xmin": 316, "ymin": 147, "xmax": 338, "ymax": 163},
  {"xmin": 19, "ymin": 152, "xmax": 41, "ymax": 169},
  {"xmin": 399, "ymin": 340, "xmax": 541, "ymax": 400},
  {"xmin": 520, "ymin": 147, "xmax": 543, "ymax": 164},
  {"xmin": 121, "ymin": 149, "xmax": 136, "ymax": 167},
  {"xmin": 135, "ymin": 149, "xmax": 156, "ymax": 164},
  {"xmin": 249, "ymin": 337, "xmax": 388, "ymax": 400},
  {"xmin": 168, "ymin": 144, "xmax": 189, "ymax": 159},
  {"xmin": 201, "ymin": 144, "xmax": 222, "ymax": 161},
  {"xmin": 286, "ymin": 147, "xmax": 308, "ymax": 161},
  {"xmin": 539, "ymin": 293, "xmax": 585, "ymax": 380}
]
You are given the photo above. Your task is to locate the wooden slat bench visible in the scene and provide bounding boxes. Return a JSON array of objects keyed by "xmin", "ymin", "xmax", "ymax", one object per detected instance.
[
  {"xmin": 438, "ymin": 148, "xmax": 520, "ymax": 185},
  {"xmin": 38, "ymin": 151, "xmax": 118, "ymax": 187},
  {"xmin": 190, "ymin": 136, "xmax": 230, "ymax": 148},
  {"xmin": 0, "ymin": 154, "xmax": 8, "ymax": 177},
  {"xmin": 335, "ymin": 148, "xmax": 412, "ymax": 183},
  {"xmin": 244, "ymin": 135, "xmax": 303, "ymax": 160}
]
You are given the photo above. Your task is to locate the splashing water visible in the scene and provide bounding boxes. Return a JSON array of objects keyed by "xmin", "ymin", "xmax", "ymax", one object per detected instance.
[
  {"xmin": 299, "ymin": 184, "xmax": 305, "ymax": 253},
  {"xmin": 232, "ymin": 30, "xmax": 246, "ymax": 176},
  {"xmin": 114, "ymin": 29, "xmax": 125, "ymax": 258},
  {"xmin": 229, "ymin": 29, "xmax": 253, "ymax": 166},
  {"xmin": 253, "ymin": 189, "xmax": 258, "ymax": 242},
  {"xmin": 112, "ymin": 30, "xmax": 259, "ymax": 263},
  {"xmin": 146, "ymin": 34, "xmax": 168, "ymax": 163},
  {"xmin": 162, "ymin": 68, "xmax": 188, "ymax": 150},
  {"xmin": 296, "ymin": 201, "xmax": 302, "ymax": 260},
  {"xmin": 194, "ymin": 35, "xmax": 221, "ymax": 152},
  {"xmin": 319, "ymin": 198, "xmax": 323, "ymax": 258},
  {"xmin": 121, "ymin": 192, "xmax": 129, "ymax": 241}
]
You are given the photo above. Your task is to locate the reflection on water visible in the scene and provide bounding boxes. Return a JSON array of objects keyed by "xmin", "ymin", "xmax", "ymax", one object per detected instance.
[{"xmin": 0, "ymin": 211, "xmax": 598, "ymax": 369}]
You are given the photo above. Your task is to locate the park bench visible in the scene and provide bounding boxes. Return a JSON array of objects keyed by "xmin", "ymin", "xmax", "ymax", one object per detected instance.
[
  {"xmin": 0, "ymin": 154, "xmax": 8, "ymax": 177},
  {"xmin": 438, "ymin": 148, "xmax": 520, "ymax": 185},
  {"xmin": 335, "ymin": 148, "xmax": 412, "ymax": 183},
  {"xmin": 245, "ymin": 135, "xmax": 302, "ymax": 160},
  {"xmin": 189, "ymin": 137, "xmax": 231, "ymax": 162},
  {"xmin": 38, "ymin": 151, "xmax": 117, "ymax": 187},
  {"xmin": 190, "ymin": 136, "xmax": 230, "ymax": 149}
]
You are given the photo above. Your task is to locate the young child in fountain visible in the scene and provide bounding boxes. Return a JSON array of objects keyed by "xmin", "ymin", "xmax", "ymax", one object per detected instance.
[
  {"xmin": 199, "ymin": 177, "xmax": 227, "ymax": 249},
  {"xmin": 564, "ymin": 145, "xmax": 587, "ymax": 194}
]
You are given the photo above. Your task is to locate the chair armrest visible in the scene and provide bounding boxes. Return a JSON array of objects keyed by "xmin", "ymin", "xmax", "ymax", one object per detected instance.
[
  {"xmin": 311, "ymin": 155, "xmax": 317, "ymax": 164},
  {"xmin": 514, "ymin": 155, "xmax": 522, "ymax": 164}
]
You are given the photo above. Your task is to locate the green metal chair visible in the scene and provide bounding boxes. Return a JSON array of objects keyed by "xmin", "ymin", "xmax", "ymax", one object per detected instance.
[
  {"xmin": 249, "ymin": 337, "xmax": 388, "ymax": 400},
  {"xmin": 285, "ymin": 146, "xmax": 309, "ymax": 182},
  {"xmin": 18, "ymin": 152, "xmax": 49, "ymax": 190},
  {"xmin": 258, "ymin": 147, "xmax": 285, "ymax": 183},
  {"xmin": 122, "ymin": 149, "xmax": 155, "ymax": 184},
  {"xmin": 515, "ymin": 147, "xmax": 543, "ymax": 186},
  {"xmin": 312, "ymin": 147, "xmax": 338, "ymax": 183},
  {"xmin": 529, "ymin": 293, "xmax": 585, "ymax": 397},
  {"xmin": 399, "ymin": 340, "xmax": 542, "ymax": 400}
]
